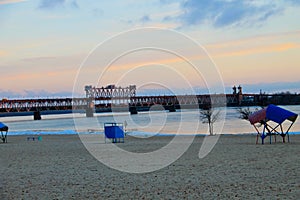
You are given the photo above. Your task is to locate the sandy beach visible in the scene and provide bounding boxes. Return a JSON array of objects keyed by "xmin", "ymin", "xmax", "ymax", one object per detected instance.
[{"xmin": 1, "ymin": 134, "xmax": 300, "ymax": 199}]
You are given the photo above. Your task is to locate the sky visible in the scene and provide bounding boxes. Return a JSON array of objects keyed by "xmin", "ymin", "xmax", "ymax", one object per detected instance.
[{"xmin": 1, "ymin": 0, "xmax": 300, "ymax": 98}]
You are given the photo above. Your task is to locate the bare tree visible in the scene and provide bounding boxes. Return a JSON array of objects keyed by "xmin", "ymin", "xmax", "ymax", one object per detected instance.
[
  {"xmin": 237, "ymin": 107, "xmax": 253, "ymax": 121},
  {"xmin": 200, "ymin": 107, "xmax": 220, "ymax": 136},
  {"xmin": 237, "ymin": 107, "xmax": 261, "ymax": 121},
  {"xmin": 237, "ymin": 107, "xmax": 263, "ymax": 129}
]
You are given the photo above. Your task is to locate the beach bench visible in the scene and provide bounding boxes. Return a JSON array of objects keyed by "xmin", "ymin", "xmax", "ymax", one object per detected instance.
[{"xmin": 27, "ymin": 136, "xmax": 42, "ymax": 141}]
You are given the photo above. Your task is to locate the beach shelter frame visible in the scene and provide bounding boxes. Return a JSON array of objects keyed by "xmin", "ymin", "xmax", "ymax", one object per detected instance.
[
  {"xmin": 248, "ymin": 104, "xmax": 298, "ymax": 144},
  {"xmin": 0, "ymin": 122, "xmax": 8, "ymax": 143}
]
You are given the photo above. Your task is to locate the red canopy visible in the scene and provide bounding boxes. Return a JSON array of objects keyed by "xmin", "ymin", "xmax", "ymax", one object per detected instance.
[{"xmin": 248, "ymin": 108, "xmax": 267, "ymax": 125}]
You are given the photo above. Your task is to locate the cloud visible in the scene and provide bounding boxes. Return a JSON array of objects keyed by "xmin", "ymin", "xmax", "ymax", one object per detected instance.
[
  {"xmin": 140, "ymin": 15, "xmax": 151, "ymax": 23},
  {"xmin": 0, "ymin": 0, "xmax": 26, "ymax": 5},
  {"xmin": 211, "ymin": 43, "xmax": 299, "ymax": 58},
  {"xmin": 21, "ymin": 56, "xmax": 57, "ymax": 62},
  {"xmin": 0, "ymin": 50, "xmax": 8, "ymax": 57},
  {"xmin": 91, "ymin": 8, "xmax": 103, "ymax": 17},
  {"xmin": 206, "ymin": 30, "xmax": 300, "ymax": 48},
  {"xmin": 69, "ymin": 0, "xmax": 78, "ymax": 9},
  {"xmin": 0, "ymin": 89, "xmax": 73, "ymax": 98},
  {"xmin": 177, "ymin": 0, "xmax": 299, "ymax": 28},
  {"xmin": 38, "ymin": 0, "xmax": 78, "ymax": 10},
  {"xmin": 205, "ymin": 31, "xmax": 300, "ymax": 57},
  {"xmin": 289, "ymin": 0, "xmax": 300, "ymax": 6},
  {"xmin": 38, "ymin": 0, "xmax": 65, "ymax": 9},
  {"xmin": 22, "ymin": 89, "xmax": 73, "ymax": 98}
]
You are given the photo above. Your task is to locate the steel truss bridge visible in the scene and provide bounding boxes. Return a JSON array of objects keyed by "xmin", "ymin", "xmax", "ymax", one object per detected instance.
[{"xmin": 1, "ymin": 85, "xmax": 300, "ymax": 117}]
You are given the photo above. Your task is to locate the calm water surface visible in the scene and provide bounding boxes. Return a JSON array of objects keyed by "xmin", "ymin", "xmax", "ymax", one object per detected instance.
[{"xmin": 1, "ymin": 106, "xmax": 300, "ymax": 135}]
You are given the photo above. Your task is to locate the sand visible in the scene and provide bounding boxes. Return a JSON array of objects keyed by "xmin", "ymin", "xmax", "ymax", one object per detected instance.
[{"xmin": 1, "ymin": 134, "xmax": 300, "ymax": 199}]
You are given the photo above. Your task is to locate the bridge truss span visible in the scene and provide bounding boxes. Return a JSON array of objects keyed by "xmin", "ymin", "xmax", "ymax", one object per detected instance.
[
  {"xmin": 1, "ymin": 85, "xmax": 300, "ymax": 116},
  {"xmin": 0, "ymin": 98, "xmax": 88, "ymax": 113}
]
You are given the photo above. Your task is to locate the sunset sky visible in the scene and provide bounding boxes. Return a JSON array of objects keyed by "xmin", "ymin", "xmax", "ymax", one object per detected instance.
[{"xmin": 1, "ymin": 0, "xmax": 300, "ymax": 98}]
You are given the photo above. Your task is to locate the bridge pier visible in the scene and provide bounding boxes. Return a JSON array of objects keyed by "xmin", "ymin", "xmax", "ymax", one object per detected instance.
[
  {"xmin": 129, "ymin": 106, "xmax": 138, "ymax": 115},
  {"xmin": 33, "ymin": 111, "xmax": 41, "ymax": 120},
  {"xmin": 86, "ymin": 98, "xmax": 94, "ymax": 117},
  {"xmin": 165, "ymin": 105, "xmax": 176, "ymax": 112},
  {"xmin": 86, "ymin": 107, "xmax": 94, "ymax": 117}
]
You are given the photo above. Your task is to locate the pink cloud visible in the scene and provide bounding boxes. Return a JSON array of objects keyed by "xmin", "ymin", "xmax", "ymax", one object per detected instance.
[{"xmin": 0, "ymin": 0, "xmax": 26, "ymax": 5}]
